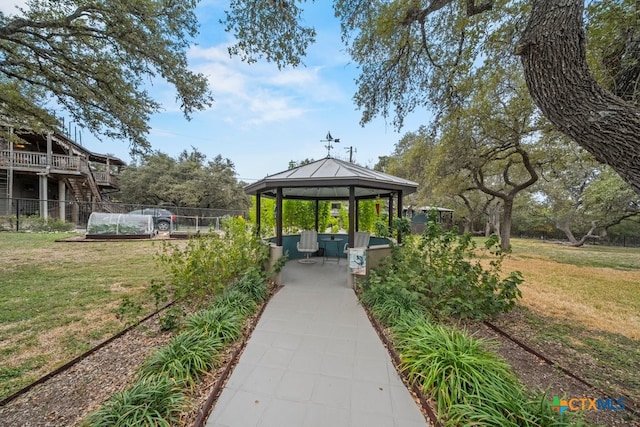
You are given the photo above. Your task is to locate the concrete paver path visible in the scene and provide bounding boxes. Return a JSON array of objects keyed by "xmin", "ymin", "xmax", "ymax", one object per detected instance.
[{"xmin": 206, "ymin": 258, "xmax": 430, "ymax": 427}]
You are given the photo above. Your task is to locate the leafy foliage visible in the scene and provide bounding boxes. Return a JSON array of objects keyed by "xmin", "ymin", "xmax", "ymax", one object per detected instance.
[
  {"xmin": 370, "ymin": 220, "xmax": 522, "ymax": 321},
  {"xmin": 85, "ymin": 375, "xmax": 185, "ymax": 427},
  {"xmin": 222, "ymin": 0, "xmax": 316, "ymax": 69},
  {"xmin": 0, "ymin": 1, "xmax": 212, "ymax": 150},
  {"xmin": 158, "ymin": 306, "xmax": 185, "ymax": 332},
  {"xmin": 391, "ymin": 314, "xmax": 576, "ymax": 426},
  {"xmin": 281, "ymin": 199, "xmax": 331, "ymax": 233},
  {"xmin": 117, "ymin": 149, "xmax": 250, "ymax": 210},
  {"xmin": 0, "ymin": 216, "xmax": 74, "ymax": 232},
  {"xmin": 359, "ymin": 278, "xmax": 425, "ymax": 327},
  {"xmin": 156, "ymin": 216, "xmax": 270, "ymax": 305},
  {"xmin": 138, "ymin": 330, "xmax": 224, "ymax": 387},
  {"xmin": 214, "ymin": 289, "xmax": 258, "ymax": 318},
  {"xmin": 185, "ymin": 305, "xmax": 244, "ymax": 344},
  {"xmin": 227, "ymin": 266, "xmax": 269, "ymax": 304}
]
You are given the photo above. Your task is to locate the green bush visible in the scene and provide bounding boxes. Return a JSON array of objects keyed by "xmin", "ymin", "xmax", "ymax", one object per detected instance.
[
  {"xmin": 373, "ymin": 220, "xmax": 522, "ymax": 320},
  {"xmin": 391, "ymin": 314, "xmax": 577, "ymax": 426},
  {"xmin": 138, "ymin": 330, "xmax": 224, "ymax": 387},
  {"xmin": 228, "ymin": 267, "xmax": 269, "ymax": 303},
  {"xmin": 358, "ymin": 275, "xmax": 425, "ymax": 326},
  {"xmin": 185, "ymin": 305, "xmax": 244, "ymax": 344},
  {"xmin": 8, "ymin": 216, "xmax": 75, "ymax": 232},
  {"xmin": 215, "ymin": 289, "xmax": 258, "ymax": 317},
  {"xmin": 85, "ymin": 376, "xmax": 185, "ymax": 427},
  {"xmin": 158, "ymin": 306, "xmax": 185, "ymax": 332},
  {"xmin": 156, "ymin": 216, "xmax": 270, "ymax": 305}
]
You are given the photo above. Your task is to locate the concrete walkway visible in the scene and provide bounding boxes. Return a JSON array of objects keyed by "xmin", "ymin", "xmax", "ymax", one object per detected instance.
[{"xmin": 206, "ymin": 258, "xmax": 430, "ymax": 427}]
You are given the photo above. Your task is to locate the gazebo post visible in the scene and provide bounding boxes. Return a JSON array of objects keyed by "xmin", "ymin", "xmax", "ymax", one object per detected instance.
[
  {"xmin": 276, "ymin": 187, "xmax": 283, "ymax": 246},
  {"xmin": 255, "ymin": 193, "xmax": 261, "ymax": 236},
  {"xmin": 348, "ymin": 186, "xmax": 355, "ymax": 249},
  {"xmin": 397, "ymin": 190, "xmax": 403, "ymax": 245},
  {"xmin": 388, "ymin": 194, "xmax": 394, "ymax": 235},
  {"xmin": 315, "ymin": 199, "xmax": 319, "ymax": 231}
]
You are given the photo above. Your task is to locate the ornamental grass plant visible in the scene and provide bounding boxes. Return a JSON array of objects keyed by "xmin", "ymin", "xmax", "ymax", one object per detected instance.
[
  {"xmin": 84, "ymin": 376, "xmax": 185, "ymax": 427},
  {"xmin": 357, "ymin": 219, "xmax": 578, "ymax": 426},
  {"xmin": 85, "ymin": 220, "xmax": 283, "ymax": 426},
  {"xmin": 185, "ymin": 305, "xmax": 244, "ymax": 344},
  {"xmin": 390, "ymin": 313, "xmax": 579, "ymax": 426},
  {"xmin": 138, "ymin": 330, "xmax": 225, "ymax": 387}
]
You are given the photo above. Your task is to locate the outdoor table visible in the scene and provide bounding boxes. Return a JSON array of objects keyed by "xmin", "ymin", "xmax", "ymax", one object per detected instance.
[{"xmin": 321, "ymin": 237, "xmax": 343, "ymax": 264}]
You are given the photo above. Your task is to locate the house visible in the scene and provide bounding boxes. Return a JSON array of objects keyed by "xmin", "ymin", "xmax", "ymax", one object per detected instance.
[{"xmin": 0, "ymin": 125, "xmax": 125, "ymax": 224}]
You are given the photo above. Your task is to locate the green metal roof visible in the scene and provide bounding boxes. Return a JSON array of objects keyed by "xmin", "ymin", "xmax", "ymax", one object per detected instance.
[{"xmin": 244, "ymin": 157, "xmax": 418, "ymax": 200}]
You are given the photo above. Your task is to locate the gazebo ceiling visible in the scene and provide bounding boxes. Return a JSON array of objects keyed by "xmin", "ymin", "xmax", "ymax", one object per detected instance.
[{"xmin": 244, "ymin": 157, "xmax": 418, "ymax": 200}]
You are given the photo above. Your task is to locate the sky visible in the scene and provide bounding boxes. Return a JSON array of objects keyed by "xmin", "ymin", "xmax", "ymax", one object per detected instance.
[{"xmin": 1, "ymin": 1, "xmax": 428, "ymax": 183}]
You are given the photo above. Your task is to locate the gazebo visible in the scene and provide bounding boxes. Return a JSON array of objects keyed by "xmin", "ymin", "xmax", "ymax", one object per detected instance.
[{"xmin": 244, "ymin": 157, "xmax": 418, "ymax": 250}]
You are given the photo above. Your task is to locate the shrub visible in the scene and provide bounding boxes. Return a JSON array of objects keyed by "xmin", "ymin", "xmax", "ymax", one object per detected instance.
[
  {"xmin": 228, "ymin": 267, "xmax": 269, "ymax": 303},
  {"xmin": 156, "ymin": 216, "xmax": 270, "ymax": 305},
  {"xmin": 85, "ymin": 375, "xmax": 185, "ymax": 427},
  {"xmin": 374, "ymin": 220, "xmax": 522, "ymax": 320},
  {"xmin": 215, "ymin": 289, "xmax": 258, "ymax": 317},
  {"xmin": 358, "ymin": 275, "xmax": 424, "ymax": 326},
  {"xmin": 11, "ymin": 216, "xmax": 75, "ymax": 232},
  {"xmin": 391, "ymin": 314, "xmax": 577, "ymax": 426},
  {"xmin": 158, "ymin": 306, "xmax": 185, "ymax": 332},
  {"xmin": 138, "ymin": 330, "xmax": 224, "ymax": 387},
  {"xmin": 185, "ymin": 305, "xmax": 244, "ymax": 344}
]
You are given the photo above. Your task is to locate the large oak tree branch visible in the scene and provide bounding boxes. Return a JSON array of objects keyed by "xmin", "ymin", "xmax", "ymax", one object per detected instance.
[{"xmin": 516, "ymin": 0, "xmax": 640, "ymax": 195}]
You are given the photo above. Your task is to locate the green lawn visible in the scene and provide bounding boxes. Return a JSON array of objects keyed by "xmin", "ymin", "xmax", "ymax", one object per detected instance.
[
  {"xmin": 0, "ymin": 232, "xmax": 171, "ymax": 400},
  {"xmin": 2, "ymin": 233, "xmax": 638, "ymax": 409},
  {"xmin": 496, "ymin": 238, "xmax": 640, "ymax": 406}
]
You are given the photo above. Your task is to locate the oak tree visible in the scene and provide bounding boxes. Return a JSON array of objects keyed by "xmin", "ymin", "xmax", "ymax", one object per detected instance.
[
  {"xmin": 223, "ymin": 0, "xmax": 640, "ymax": 194},
  {"xmin": 0, "ymin": 0, "xmax": 212, "ymax": 150}
]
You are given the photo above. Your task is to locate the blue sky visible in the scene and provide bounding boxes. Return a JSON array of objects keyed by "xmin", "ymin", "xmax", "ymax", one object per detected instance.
[{"xmin": 2, "ymin": 1, "xmax": 428, "ymax": 183}]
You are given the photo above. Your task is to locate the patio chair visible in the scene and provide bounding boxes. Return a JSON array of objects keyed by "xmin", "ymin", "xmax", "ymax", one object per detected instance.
[
  {"xmin": 344, "ymin": 231, "xmax": 370, "ymax": 255},
  {"xmin": 297, "ymin": 230, "xmax": 319, "ymax": 263}
]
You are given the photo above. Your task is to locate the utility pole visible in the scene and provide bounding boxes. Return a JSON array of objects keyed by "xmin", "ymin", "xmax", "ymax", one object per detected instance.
[{"xmin": 344, "ymin": 146, "xmax": 356, "ymax": 163}]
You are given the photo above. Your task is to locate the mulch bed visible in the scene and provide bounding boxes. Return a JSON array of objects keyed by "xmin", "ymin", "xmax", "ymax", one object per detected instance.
[{"xmin": 1, "ymin": 292, "xmax": 638, "ymax": 427}]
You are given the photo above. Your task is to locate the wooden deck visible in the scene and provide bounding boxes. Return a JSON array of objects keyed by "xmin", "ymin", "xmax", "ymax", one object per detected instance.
[{"xmin": 0, "ymin": 150, "xmax": 85, "ymax": 174}]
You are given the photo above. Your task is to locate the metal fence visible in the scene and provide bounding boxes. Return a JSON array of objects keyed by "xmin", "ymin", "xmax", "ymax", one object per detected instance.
[{"xmin": 0, "ymin": 197, "xmax": 248, "ymax": 232}]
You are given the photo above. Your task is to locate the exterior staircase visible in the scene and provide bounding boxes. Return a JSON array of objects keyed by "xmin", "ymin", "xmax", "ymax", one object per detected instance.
[{"xmin": 66, "ymin": 168, "xmax": 111, "ymax": 212}]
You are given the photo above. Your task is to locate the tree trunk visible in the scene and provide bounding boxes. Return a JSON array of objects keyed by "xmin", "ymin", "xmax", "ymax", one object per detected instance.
[
  {"xmin": 500, "ymin": 198, "xmax": 513, "ymax": 250},
  {"xmin": 517, "ymin": 0, "xmax": 640, "ymax": 195},
  {"xmin": 556, "ymin": 222, "xmax": 579, "ymax": 245},
  {"xmin": 556, "ymin": 221, "xmax": 600, "ymax": 247}
]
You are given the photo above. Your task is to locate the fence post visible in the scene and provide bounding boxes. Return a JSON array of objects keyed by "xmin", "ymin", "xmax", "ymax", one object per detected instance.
[{"xmin": 15, "ymin": 198, "xmax": 19, "ymax": 231}]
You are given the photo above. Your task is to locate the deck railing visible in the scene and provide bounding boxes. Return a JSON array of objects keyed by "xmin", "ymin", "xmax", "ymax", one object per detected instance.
[
  {"xmin": 92, "ymin": 171, "xmax": 120, "ymax": 187},
  {"xmin": 0, "ymin": 150, "xmax": 83, "ymax": 172}
]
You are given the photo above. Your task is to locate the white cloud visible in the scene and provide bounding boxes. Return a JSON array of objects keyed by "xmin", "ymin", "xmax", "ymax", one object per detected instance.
[{"xmin": 188, "ymin": 43, "xmax": 346, "ymax": 127}]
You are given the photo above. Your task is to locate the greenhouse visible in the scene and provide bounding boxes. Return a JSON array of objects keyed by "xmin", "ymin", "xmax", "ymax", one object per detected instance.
[{"xmin": 86, "ymin": 212, "xmax": 154, "ymax": 239}]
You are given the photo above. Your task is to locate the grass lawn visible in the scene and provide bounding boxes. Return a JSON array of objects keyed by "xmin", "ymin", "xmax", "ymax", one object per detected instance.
[
  {"xmin": 0, "ymin": 232, "xmax": 172, "ymax": 400},
  {"xmin": 1, "ymin": 233, "xmax": 638, "ymax": 409},
  {"xmin": 498, "ymin": 238, "xmax": 640, "ymax": 404},
  {"xmin": 505, "ymin": 238, "xmax": 640, "ymax": 340}
]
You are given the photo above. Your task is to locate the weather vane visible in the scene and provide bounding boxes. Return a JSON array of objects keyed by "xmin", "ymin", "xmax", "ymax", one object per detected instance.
[{"xmin": 320, "ymin": 131, "xmax": 340, "ymax": 157}]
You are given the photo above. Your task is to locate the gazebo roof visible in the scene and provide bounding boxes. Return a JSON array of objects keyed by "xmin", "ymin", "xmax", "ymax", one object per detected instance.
[{"xmin": 244, "ymin": 157, "xmax": 418, "ymax": 200}]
